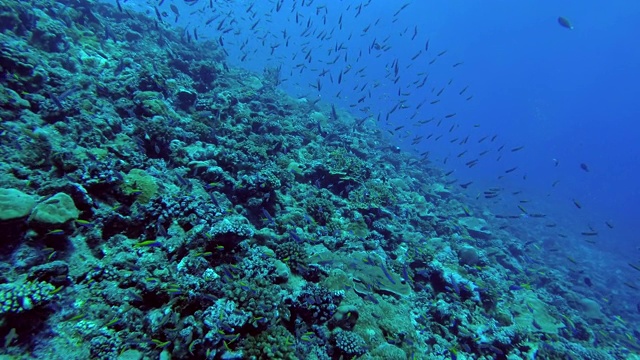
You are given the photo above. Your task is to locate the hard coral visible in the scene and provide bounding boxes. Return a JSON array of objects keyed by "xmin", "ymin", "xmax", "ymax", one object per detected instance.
[
  {"xmin": 333, "ymin": 329, "xmax": 367, "ymax": 357},
  {"xmin": 291, "ymin": 283, "xmax": 343, "ymax": 324},
  {"xmin": 0, "ymin": 279, "xmax": 55, "ymax": 314},
  {"xmin": 274, "ymin": 241, "xmax": 307, "ymax": 273},
  {"xmin": 120, "ymin": 169, "xmax": 158, "ymax": 204},
  {"xmin": 242, "ymin": 325, "xmax": 296, "ymax": 360}
]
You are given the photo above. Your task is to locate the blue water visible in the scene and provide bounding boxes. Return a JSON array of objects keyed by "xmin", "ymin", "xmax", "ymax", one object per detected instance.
[
  {"xmin": 139, "ymin": 0, "xmax": 640, "ymax": 256},
  {"xmin": 123, "ymin": 0, "xmax": 640, "ymax": 347},
  {"xmin": 134, "ymin": 0, "xmax": 640, "ymax": 277}
]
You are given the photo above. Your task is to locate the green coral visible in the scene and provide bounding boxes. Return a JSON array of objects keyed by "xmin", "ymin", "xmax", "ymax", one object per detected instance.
[
  {"xmin": 222, "ymin": 277, "xmax": 282, "ymax": 329},
  {"xmin": 326, "ymin": 147, "xmax": 370, "ymax": 183},
  {"xmin": 133, "ymin": 91, "xmax": 170, "ymax": 117},
  {"xmin": 120, "ymin": 169, "xmax": 158, "ymax": 204},
  {"xmin": 242, "ymin": 325, "xmax": 296, "ymax": 359},
  {"xmin": 273, "ymin": 241, "xmax": 307, "ymax": 273},
  {"xmin": 350, "ymin": 179, "xmax": 397, "ymax": 208},
  {"xmin": 0, "ymin": 280, "xmax": 55, "ymax": 314},
  {"xmin": 346, "ymin": 218, "xmax": 370, "ymax": 238}
]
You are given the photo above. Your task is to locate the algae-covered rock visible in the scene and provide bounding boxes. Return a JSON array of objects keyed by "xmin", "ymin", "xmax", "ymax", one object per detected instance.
[
  {"xmin": 29, "ymin": 192, "xmax": 80, "ymax": 225},
  {"xmin": 31, "ymin": 8, "xmax": 69, "ymax": 52},
  {"xmin": 431, "ymin": 182, "xmax": 451, "ymax": 198},
  {"xmin": 458, "ymin": 216, "xmax": 492, "ymax": 240},
  {"xmin": 577, "ymin": 297, "xmax": 606, "ymax": 322},
  {"xmin": 244, "ymin": 76, "xmax": 264, "ymax": 91},
  {"xmin": 133, "ymin": 91, "xmax": 169, "ymax": 117},
  {"xmin": 78, "ymin": 49, "xmax": 108, "ymax": 71},
  {"xmin": 311, "ymin": 251, "xmax": 411, "ymax": 298},
  {"xmin": 458, "ymin": 246, "xmax": 480, "ymax": 266},
  {"xmin": 0, "ymin": 87, "xmax": 30, "ymax": 109},
  {"xmin": 272, "ymin": 259, "xmax": 290, "ymax": 283},
  {"xmin": 322, "ymin": 268, "xmax": 352, "ymax": 292},
  {"xmin": 124, "ymin": 30, "xmax": 143, "ymax": 42},
  {"xmin": 309, "ymin": 111, "xmax": 327, "ymax": 123},
  {"xmin": 370, "ymin": 343, "xmax": 406, "ymax": 360},
  {"xmin": 331, "ymin": 305, "xmax": 359, "ymax": 330},
  {"xmin": 117, "ymin": 349, "xmax": 143, "ymax": 360},
  {"xmin": 512, "ymin": 292, "xmax": 564, "ymax": 335},
  {"xmin": 409, "ymin": 192, "xmax": 435, "ymax": 218},
  {"xmin": 0, "ymin": 188, "xmax": 36, "ymax": 220}
]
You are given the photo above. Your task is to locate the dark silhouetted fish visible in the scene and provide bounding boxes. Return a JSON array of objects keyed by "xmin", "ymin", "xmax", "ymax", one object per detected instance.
[
  {"xmin": 580, "ymin": 163, "xmax": 590, "ymax": 172},
  {"xmin": 460, "ymin": 181, "xmax": 473, "ymax": 189},
  {"xmin": 572, "ymin": 199, "xmax": 582, "ymax": 209},
  {"xmin": 558, "ymin": 16, "xmax": 574, "ymax": 30}
]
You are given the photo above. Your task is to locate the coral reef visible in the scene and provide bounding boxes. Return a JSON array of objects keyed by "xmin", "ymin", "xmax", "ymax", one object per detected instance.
[{"xmin": 0, "ymin": 0, "xmax": 637, "ymax": 359}]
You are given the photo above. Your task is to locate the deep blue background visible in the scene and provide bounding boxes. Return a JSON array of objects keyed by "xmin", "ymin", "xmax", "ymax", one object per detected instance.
[{"xmin": 420, "ymin": 1, "xmax": 640, "ymax": 258}]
